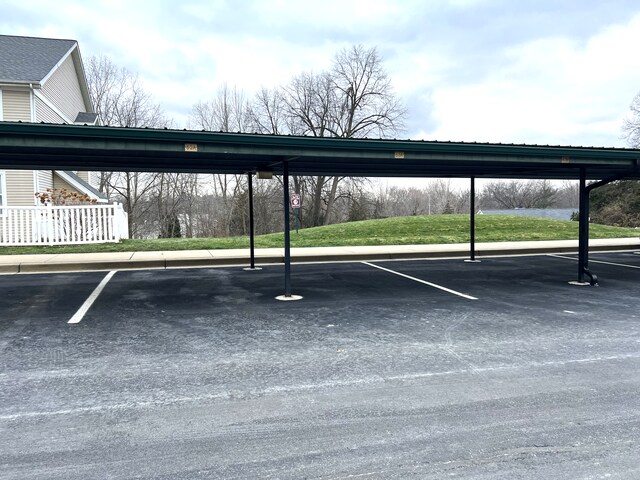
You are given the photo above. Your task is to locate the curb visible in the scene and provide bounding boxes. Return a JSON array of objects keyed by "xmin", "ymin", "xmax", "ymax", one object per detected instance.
[{"xmin": 2, "ymin": 242, "xmax": 638, "ymax": 274}]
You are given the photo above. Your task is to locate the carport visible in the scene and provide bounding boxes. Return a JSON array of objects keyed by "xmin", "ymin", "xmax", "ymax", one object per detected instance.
[{"xmin": 1, "ymin": 122, "xmax": 639, "ymax": 297}]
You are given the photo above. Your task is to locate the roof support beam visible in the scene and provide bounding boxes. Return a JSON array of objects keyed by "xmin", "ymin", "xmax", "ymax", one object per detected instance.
[{"xmin": 585, "ymin": 171, "xmax": 636, "ymax": 192}]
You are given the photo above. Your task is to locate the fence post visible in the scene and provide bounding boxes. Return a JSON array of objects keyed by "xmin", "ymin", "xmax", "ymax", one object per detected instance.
[{"xmin": 111, "ymin": 204, "xmax": 116, "ymax": 241}]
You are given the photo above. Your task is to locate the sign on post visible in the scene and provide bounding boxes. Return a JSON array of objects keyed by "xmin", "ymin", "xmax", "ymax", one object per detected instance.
[
  {"xmin": 290, "ymin": 193, "xmax": 301, "ymax": 233},
  {"xmin": 290, "ymin": 193, "xmax": 301, "ymax": 209}
]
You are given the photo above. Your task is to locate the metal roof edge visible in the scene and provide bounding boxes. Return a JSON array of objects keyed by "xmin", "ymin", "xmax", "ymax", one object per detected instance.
[{"xmin": 1, "ymin": 121, "xmax": 638, "ymax": 155}]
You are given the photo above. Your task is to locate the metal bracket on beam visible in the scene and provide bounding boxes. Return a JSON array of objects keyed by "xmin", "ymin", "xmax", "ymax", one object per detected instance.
[{"xmin": 585, "ymin": 172, "xmax": 632, "ymax": 192}]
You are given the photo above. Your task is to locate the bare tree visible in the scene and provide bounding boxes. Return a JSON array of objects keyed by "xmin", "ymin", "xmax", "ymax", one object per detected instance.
[
  {"xmin": 86, "ymin": 55, "xmax": 172, "ymax": 128},
  {"xmin": 189, "ymin": 85, "xmax": 252, "ymax": 236},
  {"xmin": 188, "ymin": 84, "xmax": 249, "ymax": 132},
  {"xmin": 152, "ymin": 173, "xmax": 201, "ymax": 238},
  {"xmin": 247, "ymin": 87, "xmax": 292, "ymax": 135},
  {"xmin": 187, "ymin": 45, "xmax": 407, "ymax": 234},
  {"xmin": 329, "ymin": 45, "xmax": 406, "ymax": 139},
  {"xmin": 622, "ymin": 90, "xmax": 640, "ymax": 148},
  {"xmin": 86, "ymin": 55, "xmax": 174, "ymax": 238},
  {"xmin": 481, "ymin": 180, "xmax": 558, "ymax": 209},
  {"xmin": 283, "ymin": 71, "xmax": 334, "ymax": 137},
  {"xmin": 279, "ymin": 45, "xmax": 406, "ymax": 227},
  {"xmin": 427, "ymin": 180, "xmax": 468, "ymax": 214},
  {"xmin": 212, "ymin": 174, "xmax": 247, "ymax": 236},
  {"xmin": 108, "ymin": 172, "xmax": 159, "ymax": 238},
  {"xmin": 589, "ymin": 95, "xmax": 640, "ymax": 227},
  {"xmin": 387, "ymin": 186, "xmax": 429, "ymax": 216},
  {"xmin": 554, "ymin": 181, "xmax": 579, "ymax": 208},
  {"xmin": 374, "ymin": 180, "xmax": 468, "ymax": 218}
]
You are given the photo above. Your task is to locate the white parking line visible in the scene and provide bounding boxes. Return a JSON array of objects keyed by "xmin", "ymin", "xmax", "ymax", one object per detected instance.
[
  {"xmin": 362, "ymin": 261, "xmax": 477, "ymax": 300},
  {"xmin": 548, "ymin": 254, "xmax": 640, "ymax": 270},
  {"xmin": 68, "ymin": 271, "xmax": 117, "ymax": 324}
]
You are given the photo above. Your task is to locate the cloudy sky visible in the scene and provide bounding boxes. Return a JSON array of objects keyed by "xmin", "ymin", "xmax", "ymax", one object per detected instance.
[{"xmin": 2, "ymin": 0, "xmax": 640, "ymax": 149}]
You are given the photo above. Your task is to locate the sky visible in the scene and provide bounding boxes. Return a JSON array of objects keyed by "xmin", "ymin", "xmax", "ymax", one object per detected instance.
[{"xmin": 2, "ymin": 0, "xmax": 640, "ymax": 152}]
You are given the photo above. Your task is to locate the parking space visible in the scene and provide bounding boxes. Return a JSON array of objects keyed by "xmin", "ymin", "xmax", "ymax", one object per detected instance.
[{"xmin": 0, "ymin": 253, "xmax": 639, "ymax": 479}]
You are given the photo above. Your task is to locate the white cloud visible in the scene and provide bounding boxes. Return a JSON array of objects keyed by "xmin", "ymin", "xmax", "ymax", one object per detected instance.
[
  {"xmin": 2, "ymin": 0, "xmax": 640, "ymax": 147},
  {"xmin": 425, "ymin": 12, "xmax": 640, "ymax": 146}
]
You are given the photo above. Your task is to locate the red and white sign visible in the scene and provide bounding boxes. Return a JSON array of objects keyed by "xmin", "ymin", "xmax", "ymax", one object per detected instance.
[{"xmin": 290, "ymin": 193, "xmax": 301, "ymax": 209}]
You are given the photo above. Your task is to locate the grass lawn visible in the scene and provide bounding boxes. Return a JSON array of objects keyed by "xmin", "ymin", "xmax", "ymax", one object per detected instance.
[{"xmin": 0, "ymin": 214, "xmax": 637, "ymax": 255}]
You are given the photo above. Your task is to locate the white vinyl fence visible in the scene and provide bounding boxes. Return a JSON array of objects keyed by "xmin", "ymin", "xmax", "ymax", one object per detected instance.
[{"xmin": 0, "ymin": 203, "xmax": 129, "ymax": 246}]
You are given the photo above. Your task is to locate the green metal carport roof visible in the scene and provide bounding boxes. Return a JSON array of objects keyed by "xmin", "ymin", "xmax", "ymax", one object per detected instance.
[
  {"xmin": 0, "ymin": 122, "xmax": 639, "ymax": 180},
  {"xmin": 1, "ymin": 121, "xmax": 638, "ymax": 290}
]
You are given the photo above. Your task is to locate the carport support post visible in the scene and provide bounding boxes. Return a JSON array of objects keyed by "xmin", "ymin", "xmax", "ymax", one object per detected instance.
[
  {"xmin": 283, "ymin": 162, "xmax": 292, "ymax": 297},
  {"xmin": 248, "ymin": 173, "xmax": 256, "ymax": 269},
  {"xmin": 465, "ymin": 176, "xmax": 480, "ymax": 263},
  {"xmin": 577, "ymin": 168, "xmax": 590, "ymax": 284},
  {"xmin": 470, "ymin": 176, "xmax": 476, "ymax": 261}
]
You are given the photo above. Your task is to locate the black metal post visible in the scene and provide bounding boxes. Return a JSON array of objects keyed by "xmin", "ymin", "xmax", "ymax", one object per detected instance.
[
  {"xmin": 470, "ymin": 176, "xmax": 476, "ymax": 261},
  {"xmin": 248, "ymin": 173, "xmax": 256, "ymax": 269},
  {"xmin": 283, "ymin": 162, "xmax": 292, "ymax": 297},
  {"xmin": 578, "ymin": 169, "xmax": 589, "ymax": 283}
]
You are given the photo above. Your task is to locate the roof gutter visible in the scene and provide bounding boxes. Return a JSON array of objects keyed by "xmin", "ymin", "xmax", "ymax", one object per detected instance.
[{"xmin": 0, "ymin": 81, "xmax": 41, "ymax": 88}]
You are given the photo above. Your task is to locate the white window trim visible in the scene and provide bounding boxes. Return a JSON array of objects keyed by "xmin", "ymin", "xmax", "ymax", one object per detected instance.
[
  {"xmin": 30, "ymin": 90, "xmax": 36, "ymax": 122},
  {"xmin": 33, "ymin": 171, "xmax": 40, "ymax": 205},
  {"xmin": 0, "ymin": 170, "xmax": 7, "ymax": 216},
  {"xmin": 0, "ymin": 89, "xmax": 3, "ymax": 121}
]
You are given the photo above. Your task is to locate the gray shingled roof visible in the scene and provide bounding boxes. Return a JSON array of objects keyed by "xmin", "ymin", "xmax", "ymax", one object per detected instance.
[
  {"xmin": 74, "ymin": 112, "xmax": 99, "ymax": 124},
  {"xmin": 0, "ymin": 35, "xmax": 77, "ymax": 83}
]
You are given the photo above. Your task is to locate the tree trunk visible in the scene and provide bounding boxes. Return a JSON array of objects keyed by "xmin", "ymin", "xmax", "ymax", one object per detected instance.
[
  {"xmin": 310, "ymin": 176, "xmax": 326, "ymax": 226},
  {"xmin": 324, "ymin": 176, "xmax": 340, "ymax": 225}
]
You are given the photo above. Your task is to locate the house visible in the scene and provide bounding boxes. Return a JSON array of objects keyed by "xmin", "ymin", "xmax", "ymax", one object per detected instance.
[{"xmin": 0, "ymin": 34, "xmax": 107, "ymax": 208}]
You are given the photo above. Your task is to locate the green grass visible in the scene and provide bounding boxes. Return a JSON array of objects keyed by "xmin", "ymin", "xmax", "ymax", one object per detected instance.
[{"xmin": 1, "ymin": 214, "xmax": 637, "ymax": 255}]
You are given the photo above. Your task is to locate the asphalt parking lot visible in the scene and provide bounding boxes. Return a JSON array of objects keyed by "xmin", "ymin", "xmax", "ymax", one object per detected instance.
[{"xmin": 1, "ymin": 252, "xmax": 639, "ymax": 479}]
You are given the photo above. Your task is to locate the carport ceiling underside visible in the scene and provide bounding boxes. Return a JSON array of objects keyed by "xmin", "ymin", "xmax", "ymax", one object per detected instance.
[{"xmin": 1, "ymin": 122, "xmax": 639, "ymax": 180}]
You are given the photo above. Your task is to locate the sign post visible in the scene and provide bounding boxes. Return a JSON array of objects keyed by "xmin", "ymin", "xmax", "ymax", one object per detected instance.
[{"xmin": 290, "ymin": 193, "xmax": 301, "ymax": 234}]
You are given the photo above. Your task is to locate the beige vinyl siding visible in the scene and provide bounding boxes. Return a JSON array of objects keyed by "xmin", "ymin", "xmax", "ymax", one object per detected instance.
[
  {"xmin": 40, "ymin": 54, "xmax": 87, "ymax": 121},
  {"xmin": 35, "ymin": 97, "xmax": 65, "ymax": 124},
  {"xmin": 5, "ymin": 171, "xmax": 35, "ymax": 206},
  {"xmin": 53, "ymin": 175, "xmax": 77, "ymax": 193},
  {"xmin": 76, "ymin": 171, "xmax": 100, "ymax": 188},
  {"xmin": 2, "ymin": 89, "xmax": 32, "ymax": 122},
  {"xmin": 37, "ymin": 170, "xmax": 54, "ymax": 192}
]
